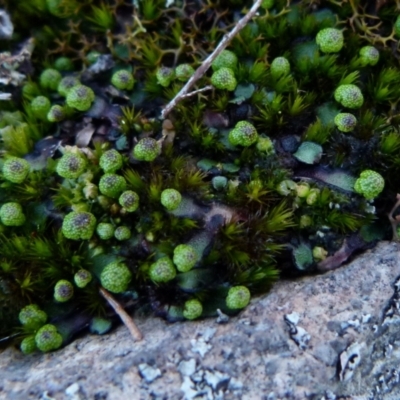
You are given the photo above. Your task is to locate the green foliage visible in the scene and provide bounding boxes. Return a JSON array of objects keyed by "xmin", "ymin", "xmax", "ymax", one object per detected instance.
[
  {"xmin": 100, "ymin": 261, "xmax": 132, "ymax": 293},
  {"xmin": 334, "ymin": 84, "xmax": 364, "ymax": 109},
  {"xmin": 183, "ymin": 299, "xmax": 203, "ymax": 320},
  {"xmin": 3, "ymin": 157, "xmax": 30, "ymax": 184},
  {"xmin": 31, "ymin": 96, "xmax": 51, "ymax": 121},
  {"xmin": 62, "ymin": 211, "xmax": 97, "ymax": 240},
  {"xmin": 173, "ymin": 244, "xmax": 198, "ymax": 272},
  {"xmin": 54, "ymin": 279, "xmax": 74, "ymax": 302},
  {"xmin": 149, "ymin": 256, "xmax": 176, "ymax": 283},
  {"xmin": 35, "ymin": 324, "xmax": 63, "ymax": 352},
  {"xmin": 119, "ymin": 190, "xmax": 139, "ymax": 212},
  {"xmin": 114, "ymin": 226, "xmax": 131, "ymax": 241},
  {"xmin": 74, "ymin": 269, "xmax": 92, "ymax": 288},
  {"xmin": 111, "ymin": 70, "xmax": 135, "ymax": 91},
  {"xmin": 334, "ymin": 113, "xmax": 357, "ymax": 132},
  {"xmin": 354, "ymin": 170, "xmax": 385, "ymax": 200},
  {"xmin": 211, "ymin": 68, "xmax": 237, "ymax": 91},
  {"xmin": 86, "ymin": 3, "xmax": 115, "ymax": 32},
  {"xmin": 212, "ymin": 50, "xmax": 238, "ymax": 71},
  {"xmin": 2, "ymin": 0, "xmax": 400, "ymax": 353},
  {"xmin": 133, "ymin": 138, "xmax": 161, "ymax": 161},
  {"xmin": 56, "ymin": 152, "xmax": 87, "ymax": 179},
  {"xmin": 47, "ymin": 105, "xmax": 65, "ymax": 122},
  {"xmin": 160, "ymin": 188, "xmax": 182, "ymax": 211},
  {"xmin": 270, "ymin": 57, "xmax": 290, "ymax": 79},
  {"xmin": 66, "ymin": 85, "xmax": 95, "ymax": 112},
  {"xmin": 175, "ymin": 64, "xmax": 195, "ymax": 82},
  {"xmin": 316, "ymin": 28, "xmax": 344, "ymax": 53},
  {"xmin": 99, "ymin": 149, "xmax": 123, "ymax": 173},
  {"xmin": 228, "ymin": 121, "xmax": 258, "ymax": 147},
  {"xmin": 58, "ymin": 76, "xmax": 80, "ymax": 97},
  {"xmin": 96, "ymin": 222, "xmax": 115, "ymax": 240},
  {"xmin": 39, "ymin": 68, "xmax": 62, "ymax": 91},
  {"xmin": 98, "ymin": 174, "xmax": 127, "ymax": 199},
  {"xmin": 0, "ymin": 202, "xmax": 26, "ymax": 226},
  {"xmin": 226, "ymin": 286, "xmax": 251, "ymax": 309}
]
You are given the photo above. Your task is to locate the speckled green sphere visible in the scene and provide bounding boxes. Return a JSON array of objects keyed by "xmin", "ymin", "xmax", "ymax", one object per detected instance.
[
  {"xmin": 22, "ymin": 81, "xmax": 40, "ymax": 99},
  {"xmin": 46, "ymin": 0, "xmax": 76, "ymax": 17},
  {"xmin": 161, "ymin": 188, "xmax": 182, "ymax": 211},
  {"xmin": 20, "ymin": 336, "xmax": 37, "ymax": 354},
  {"xmin": 111, "ymin": 69, "xmax": 135, "ymax": 91},
  {"xmin": 256, "ymin": 136, "xmax": 274, "ymax": 154},
  {"xmin": 96, "ymin": 222, "xmax": 115, "ymax": 240},
  {"xmin": 119, "ymin": 190, "xmax": 139, "ymax": 212},
  {"xmin": 47, "ymin": 105, "xmax": 65, "ymax": 122},
  {"xmin": 86, "ymin": 51, "xmax": 101, "ymax": 65},
  {"xmin": 226, "ymin": 286, "xmax": 251, "ymax": 309},
  {"xmin": 359, "ymin": 46, "xmax": 379, "ymax": 66},
  {"xmin": 133, "ymin": 138, "xmax": 161, "ymax": 162},
  {"xmin": 395, "ymin": 15, "xmax": 400, "ymax": 38},
  {"xmin": 354, "ymin": 169, "xmax": 385, "ymax": 200},
  {"xmin": 211, "ymin": 50, "xmax": 238, "ymax": 71},
  {"xmin": 99, "ymin": 173, "xmax": 127, "ymax": 198},
  {"xmin": 0, "ymin": 202, "xmax": 25, "ymax": 226},
  {"xmin": 99, "ymin": 149, "xmax": 123, "ymax": 173},
  {"xmin": 35, "ymin": 324, "xmax": 63, "ymax": 353},
  {"xmin": 149, "ymin": 257, "xmax": 176, "ymax": 283},
  {"xmin": 114, "ymin": 226, "xmax": 131, "ymax": 241},
  {"xmin": 3, "ymin": 157, "xmax": 30, "ymax": 183},
  {"xmin": 334, "ymin": 113, "xmax": 357, "ymax": 132},
  {"xmin": 56, "ymin": 153, "xmax": 87, "ymax": 179},
  {"xmin": 66, "ymin": 84, "xmax": 95, "ymax": 111},
  {"xmin": 62, "ymin": 211, "xmax": 97, "ymax": 240},
  {"xmin": 316, "ymin": 28, "xmax": 344, "ymax": 53},
  {"xmin": 58, "ymin": 76, "xmax": 80, "ymax": 97},
  {"xmin": 54, "ymin": 279, "xmax": 74, "ymax": 302},
  {"xmin": 211, "ymin": 67, "xmax": 237, "ymax": 91},
  {"xmin": 334, "ymin": 84, "xmax": 364, "ymax": 109},
  {"xmin": 175, "ymin": 64, "xmax": 195, "ymax": 82},
  {"xmin": 270, "ymin": 57, "xmax": 290, "ymax": 79},
  {"xmin": 156, "ymin": 67, "xmax": 175, "ymax": 87},
  {"xmin": 228, "ymin": 121, "xmax": 259, "ymax": 147},
  {"xmin": 74, "ymin": 269, "xmax": 92, "ymax": 288},
  {"xmin": 54, "ymin": 56, "xmax": 74, "ymax": 72},
  {"xmin": 100, "ymin": 261, "xmax": 132, "ymax": 293},
  {"xmin": 183, "ymin": 299, "xmax": 203, "ymax": 320},
  {"xmin": 39, "ymin": 68, "xmax": 62, "ymax": 91},
  {"xmin": 173, "ymin": 244, "xmax": 198, "ymax": 272},
  {"xmin": 261, "ymin": 0, "xmax": 274, "ymax": 9},
  {"xmin": 30, "ymin": 96, "xmax": 51, "ymax": 120},
  {"xmin": 19, "ymin": 304, "xmax": 47, "ymax": 328}
]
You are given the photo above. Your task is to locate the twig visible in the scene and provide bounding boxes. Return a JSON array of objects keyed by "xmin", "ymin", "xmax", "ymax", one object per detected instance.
[
  {"xmin": 160, "ymin": 0, "xmax": 263, "ymax": 119},
  {"xmin": 180, "ymin": 85, "xmax": 213, "ymax": 99},
  {"xmin": 99, "ymin": 287, "xmax": 143, "ymax": 342}
]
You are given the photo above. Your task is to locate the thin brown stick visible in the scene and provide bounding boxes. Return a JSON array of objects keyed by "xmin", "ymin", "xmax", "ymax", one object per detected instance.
[
  {"xmin": 160, "ymin": 0, "xmax": 263, "ymax": 119},
  {"xmin": 180, "ymin": 85, "xmax": 213, "ymax": 100},
  {"xmin": 99, "ymin": 287, "xmax": 143, "ymax": 341}
]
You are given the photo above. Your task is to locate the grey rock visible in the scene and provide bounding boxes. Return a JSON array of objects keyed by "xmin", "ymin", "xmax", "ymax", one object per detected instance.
[
  {"xmin": 3, "ymin": 242, "xmax": 400, "ymax": 399},
  {"xmin": 178, "ymin": 359, "xmax": 196, "ymax": 377},
  {"xmin": 138, "ymin": 363, "xmax": 162, "ymax": 383}
]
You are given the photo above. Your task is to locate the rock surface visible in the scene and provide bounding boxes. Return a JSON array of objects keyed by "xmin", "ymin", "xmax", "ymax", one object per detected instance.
[{"xmin": 2, "ymin": 241, "xmax": 400, "ymax": 400}]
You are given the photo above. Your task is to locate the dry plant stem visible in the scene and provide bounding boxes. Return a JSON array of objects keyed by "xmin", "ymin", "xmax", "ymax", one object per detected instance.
[
  {"xmin": 99, "ymin": 287, "xmax": 143, "ymax": 342},
  {"xmin": 160, "ymin": 0, "xmax": 263, "ymax": 119},
  {"xmin": 388, "ymin": 193, "xmax": 400, "ymax": 241},
  {"xmin": 180, "ymin": 85, "xmax": 213, "ymax": 99}
]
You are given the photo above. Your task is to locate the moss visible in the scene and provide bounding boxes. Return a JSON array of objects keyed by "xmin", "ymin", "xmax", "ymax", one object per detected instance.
[{"xmin": 2, "ymin": 0, "xmax": 400, "ymax": 353}]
